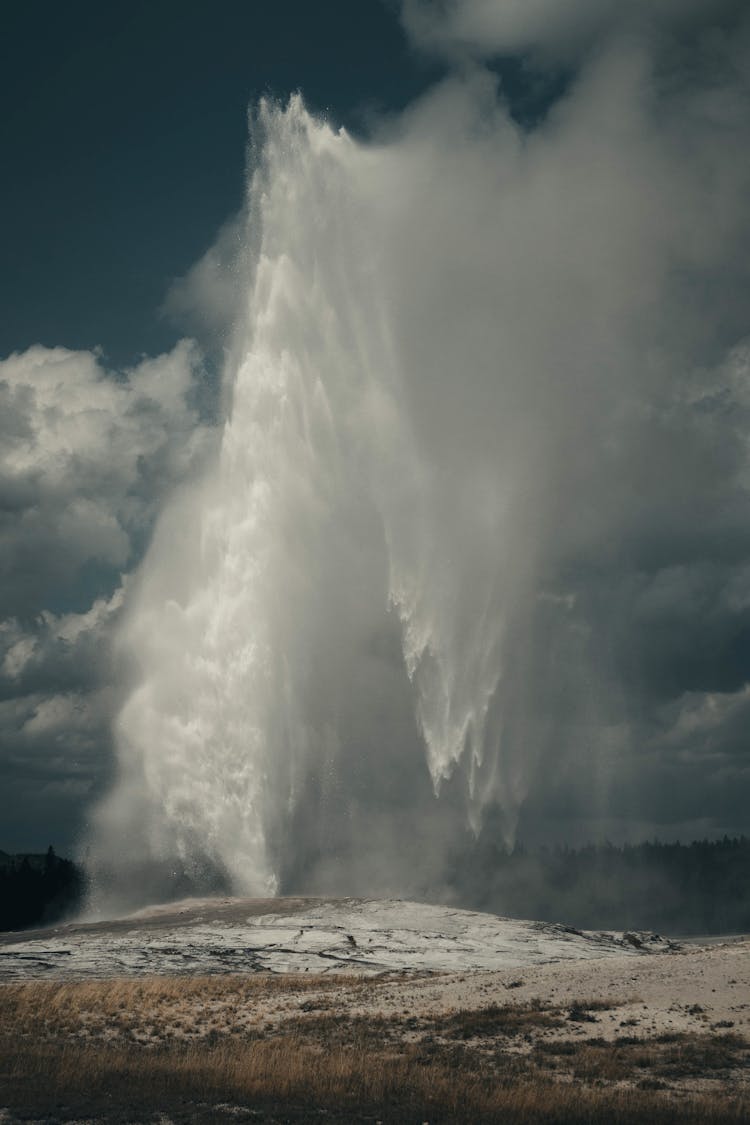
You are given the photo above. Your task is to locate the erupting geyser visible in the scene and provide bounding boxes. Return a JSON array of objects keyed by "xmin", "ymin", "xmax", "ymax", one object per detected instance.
[
  {"xmin": 89, "ymin": 95, "xmax": 531, "ymax": 907},
  {"xmin": 87, "ymin": 30, "xmax": 750, "ymax": 909}
]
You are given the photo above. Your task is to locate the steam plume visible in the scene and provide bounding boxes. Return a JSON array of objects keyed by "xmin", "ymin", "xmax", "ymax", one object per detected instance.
[{"xmin": 88, "ymin": 9, "xmax": 750, "ymax": 908}]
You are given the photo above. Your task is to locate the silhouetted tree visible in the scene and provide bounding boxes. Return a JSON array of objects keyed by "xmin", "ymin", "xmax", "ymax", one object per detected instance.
[{"xmin": 0, "ymin": 850, "xmax": 85, "ymax": 932}]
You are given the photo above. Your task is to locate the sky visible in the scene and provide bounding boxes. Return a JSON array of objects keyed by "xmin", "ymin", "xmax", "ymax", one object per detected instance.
[
  {"xmin": 0, "ymin": 1, "xmax": 439, "ymax": 368},
  {"xmin": 2, "ymin": 0, "xmax": 750, "ymax": 888},
  {"xmin": 1, "ymin": 0, "xmax": 435, "ymax": 853}
]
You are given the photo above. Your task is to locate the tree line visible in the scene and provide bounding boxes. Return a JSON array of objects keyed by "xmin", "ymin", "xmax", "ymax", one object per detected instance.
[
  {"xmin": 1, "ymin": 836, "xmax": 748, "ymax": 935},
  {"xmin": 0, "ymin": 847, "xmax": 86, "ymax": 932},
  {"xmin": 451, "ymin": 835, "xmax": 750, "ymax": 935}
]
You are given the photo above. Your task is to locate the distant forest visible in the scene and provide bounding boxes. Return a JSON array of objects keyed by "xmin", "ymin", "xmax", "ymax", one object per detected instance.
[
  {"xmin": 1, "ymin": 837, "xmax": 748, "ymax": 935},
  {"xmin": 453, "ymin": 835, "xmax": 750, "ymax": 936},
  {"xmin": 0, "ymin": 848, "xmax": 86, "ymax": 932}
]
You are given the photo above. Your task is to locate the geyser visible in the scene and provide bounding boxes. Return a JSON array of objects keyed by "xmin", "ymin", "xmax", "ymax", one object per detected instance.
[
  {"xmin": 89, "ymin": 94, "xmax": 529, "ymax": 907},
  {"xmin": 88, "ymin": 18, "xmax": 750, "ymax": 907}
]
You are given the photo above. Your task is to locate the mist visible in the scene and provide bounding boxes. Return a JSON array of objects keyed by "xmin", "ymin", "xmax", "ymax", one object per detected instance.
[{"xmin": 84, "ymin": 1, "xmax": 750, "ymax": 911}]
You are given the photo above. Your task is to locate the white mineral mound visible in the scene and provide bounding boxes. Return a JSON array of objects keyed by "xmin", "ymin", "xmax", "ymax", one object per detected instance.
[{"xmin": 0, "ymin": 898, "xmax": 676, "ymax": 981}]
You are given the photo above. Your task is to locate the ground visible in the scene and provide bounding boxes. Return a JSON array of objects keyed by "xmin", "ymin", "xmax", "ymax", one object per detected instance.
[{"xmin": 0, "ymin": 898, "xmax": 747, "ymax": 1123}]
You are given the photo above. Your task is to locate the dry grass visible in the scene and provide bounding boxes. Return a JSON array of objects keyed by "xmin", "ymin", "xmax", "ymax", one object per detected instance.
[
  {"xmin": 537, "ymin": 1031, "xmax": 748, "ymax": 1083},
  {"xmin": 0, "ymin": 972, "xmax": 378, "ymax": 1044},
  {"xmin": 429, "ymin": 997, "xmax": 568, "ymax": 1039},
  {"xmin": 1, "ymin": 977, "xmax": 748, "ymax": 1124},
  {"xmin": 2, "ymin": 1035, "xmax": 748, "ymax": 1124}
]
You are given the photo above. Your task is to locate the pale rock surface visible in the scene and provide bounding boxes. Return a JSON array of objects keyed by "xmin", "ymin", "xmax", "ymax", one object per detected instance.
[{"xmin": 0, "ymin": 897, "xmax": 674, "ymax": 980}]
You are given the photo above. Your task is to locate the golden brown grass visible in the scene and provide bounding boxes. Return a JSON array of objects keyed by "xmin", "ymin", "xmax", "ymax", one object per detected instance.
[
  {"xmin": 536, "ymin": 1030, "xmax": 748, "ymax": 1084},
  {"xmin": 0, "ymin": 972, "xmax": 377, "ymax": 1044},
  {"xmin": 2, "ymin": 1035, "xmax": 748, "ymax": 1123},
  {"xmin": 1, "ymin": 977, "xmax": 748, "ymax": 1124},
  {"xmin": 428, "ymin": 997, "xmax": 568, "ymax": 1038}
]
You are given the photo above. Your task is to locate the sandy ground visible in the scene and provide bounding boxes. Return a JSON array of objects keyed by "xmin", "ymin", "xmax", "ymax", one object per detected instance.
[
  {"xmin": 2, "ymin": 898, "xmax": 748, "ymax": 1038},
  {"xmin": 346, "ymin": 936, "xmax": 750, "ymax": 1043},
  {"xmin": 2, "ymin": 897, "xmax": 745, "ymax": 1044},
  {"xmin": 0, "ymin": 904, "xmax": 747, "ymax": 1122}
]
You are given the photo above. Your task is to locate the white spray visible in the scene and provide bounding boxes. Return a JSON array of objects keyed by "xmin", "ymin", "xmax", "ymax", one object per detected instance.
[
  {"xmin": 88, "ymin": 95, "xmax": 528, "ymax": 905},
  {"xmin": 88, "ymin": 27, "xmax": 745, "ymax": 905}
]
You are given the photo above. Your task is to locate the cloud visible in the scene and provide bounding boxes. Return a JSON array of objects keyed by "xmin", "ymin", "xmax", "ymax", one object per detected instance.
[
  {"xmin": 0, "ymin": 684, "xmax": 116, "ymax": 853},
  {"xmin": 162, "ymin": 215, "xmax": 246, "ymax": 344},
  {"xmin": 0, "ymin": 340, "xmax": 211, "ymax": 619},
  {"xmin": 5, "ymin": 2, "xmax": 750, "ymax": 899},
  {"xmin": 0, "ymin": 588, "xmax": 125, "ymax": 701},
  {"xmin": 400, "ymin": 0, "xmax": 743, "ymax": 60},
  {"xmin": 0, "ymin": 342, "xmax": 213, "ymax": 850}
]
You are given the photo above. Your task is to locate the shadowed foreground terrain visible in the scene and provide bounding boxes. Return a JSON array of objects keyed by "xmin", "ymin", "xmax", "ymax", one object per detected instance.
[
  {"xmin": 0, "ymin": 975, "xmax": 748, "ymax": 1124},
  {"xmin": 2, "ymin": 958, "xmax": 749, "ymax": 1123},
  {"xmin": 1, "ymin": 899, "xmax": 747, "ymax": 1122}
]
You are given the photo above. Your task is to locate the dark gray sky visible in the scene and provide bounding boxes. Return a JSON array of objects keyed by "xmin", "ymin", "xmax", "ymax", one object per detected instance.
[
  {"xmin": 2, "ymin": 0, "xmax": 750, "ymax": 872},
  {"xmin": 1, "ymin": 1, "xmax": 442, "ymax": 366}
]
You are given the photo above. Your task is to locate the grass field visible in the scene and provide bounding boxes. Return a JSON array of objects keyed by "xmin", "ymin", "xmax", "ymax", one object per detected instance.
[{"xmin": 1, "ymin": 975, "xmax": 747, "ymax": 1123}]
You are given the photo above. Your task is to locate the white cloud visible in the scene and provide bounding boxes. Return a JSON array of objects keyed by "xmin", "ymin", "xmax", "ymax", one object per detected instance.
[
  {"xmin": 400, "ymin": 0, "xmax": 738, "ymax": 58},
  {"xmin": 0, "ymin": 341, "xmax": 214, "ymax": 850},
  {"xmin": 0, "ymin": 339, "xmax": 213, "ymax": 617},
  {"xmin": 1, "ymin": 632, "xmax": 37, "ymax": 680},
  {"xmin": 162, "ymin": 215, "xmax": 246, "ymax": 342}
]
